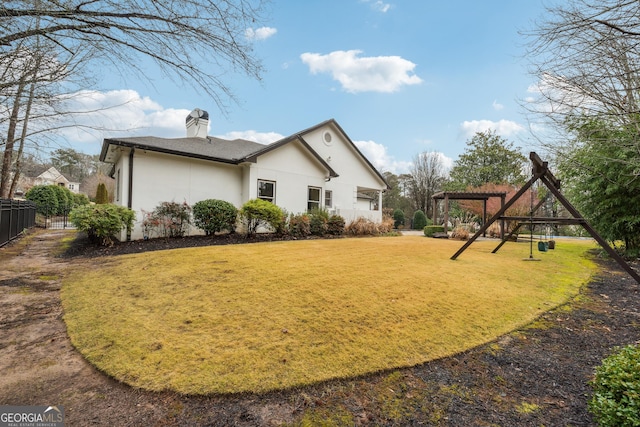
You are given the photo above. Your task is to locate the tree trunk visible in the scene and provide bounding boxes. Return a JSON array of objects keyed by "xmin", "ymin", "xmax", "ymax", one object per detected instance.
[
  {"xmin": 8, "ymin": 78, "xmax": 37, "ymax": 197},
  {"xmin": 0, "ymin": 78, "xmax": 27, "ymax": 199}
]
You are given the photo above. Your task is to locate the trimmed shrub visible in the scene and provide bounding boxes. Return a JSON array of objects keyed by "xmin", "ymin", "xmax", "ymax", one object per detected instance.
[
  {"xmin": 589, "ymin": 344, "xmax": 640, "ymax": 427},
  {"xmin": 25, "ymin": 185, "xmax": 58, "ymax": 215},
  {"xmin": 288, "ymin": 213, "xmax": 311, "ymax": 237},
  {"xmin": 142, "ymin": 201, "xmax": 192, "ymax": 238},
  {"xmin": 424, "ymin": 225, "xmax": 445, "ymax": 237},
  {"xmin": 309, "ymin": 208, "xmax": 329, "ymax": 236},
  {"xmin": 193, "ymin": 199, "xmax": 238, "ymax": 235},
  {"xmin": 95, "ymin": 182, "xmax": 109, "ymax": 204},
  {"xmin": 49, "ymin": 185, "xmax": 70, "ymax": 213},
  {"xmin": 413, "ymin": 210, "xmax": 428, "ymax": 230},
  {"xmin": 393, "ymin": 209, "xmax": 405, "ymax": 229},
  {"xmin": 73, "ymin": 193, "xmax": 90, "ymax": 206},
  {"xmin": 327, "ymin": 214, "xmax": 345, "ymax": 236},
  {"xmin": 26, "ymin": 184, "xmax": 76, "ymax": 215},
  {"xmin": 70, "ymin": 204, "xmax": 135, "ymax": 246},
  {"xmin": 240, "ymin": 199, "xmax": 285, "ymax": 235}
]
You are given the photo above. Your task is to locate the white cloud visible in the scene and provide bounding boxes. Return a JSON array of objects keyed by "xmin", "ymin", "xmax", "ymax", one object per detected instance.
[
  {"xmin": 216, "ymin": 130, "xmax": 283, "ymax": 145},
  {"xmin": 245, "ymin": 26, "xmax": 277, "ymax": 41},
  {"xmin": 300, "ymin": 50, "xmax": 422, "ymax": 93},
  {"xmin": 434, "ymin": 152, "xmax": 454, "ymax": 171},
  {"xmin": 492, "ymin": 100, "xmax": 504, "ymax": 111},
  {"xmin": 460, "ymin": 119, "xmax": 524, "ymax": 139},
  {"xmin": 52, "ymin": 90, "xmax": 192, "ymax": 146},
  {"xmin": 354, "ymin": 140, "xmax": 413, "ymax": 174},
  {"xmin": 45, "ymin": 90, "xmax": 284, "ymax": 153},
  {"xmin": 361, "ymin": 0, "xmax": 392, "ymax": 13}
]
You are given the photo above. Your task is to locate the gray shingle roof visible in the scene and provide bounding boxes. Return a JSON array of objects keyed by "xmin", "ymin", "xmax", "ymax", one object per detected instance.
[{"xmin": 100, "ymin": 136, "xmax": 265, "ymax": 164}]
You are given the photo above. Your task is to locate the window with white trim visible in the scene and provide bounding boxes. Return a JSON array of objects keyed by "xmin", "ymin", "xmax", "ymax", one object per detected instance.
[
  {"xmin": 324, "ymin": 190, "xmax": 333, "ymax": 208},
  {"xmin": 308, "ymin": 187, "xmax": 321, "ymax": 210},
  {"xmin": 258, "ymin": 180, "xmax": 276, "ymax": 203}
]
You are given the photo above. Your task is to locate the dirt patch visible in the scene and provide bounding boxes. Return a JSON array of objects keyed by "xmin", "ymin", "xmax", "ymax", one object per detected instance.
[{"xmin": 1, "ymin": 229, "xmax": 639, "ymax": 426}]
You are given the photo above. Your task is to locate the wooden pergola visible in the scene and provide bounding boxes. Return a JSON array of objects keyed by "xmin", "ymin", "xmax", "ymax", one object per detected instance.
[
  {"xmin": 449, "ymin": 152, "xmax": 640, "ymax": 285},
  {"xmin": 432, "ymin": 191, "xmax": 507, "ymax": 239}
]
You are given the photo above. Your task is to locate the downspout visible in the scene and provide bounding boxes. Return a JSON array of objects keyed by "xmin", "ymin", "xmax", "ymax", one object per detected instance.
[{"xmin": 127, "ymin": 148, "xmax": 135, "ymax": 241}]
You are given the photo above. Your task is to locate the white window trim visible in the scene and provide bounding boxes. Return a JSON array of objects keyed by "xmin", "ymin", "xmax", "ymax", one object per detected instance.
[
  {"xmin": 324, "ymin": 190, "xmax": 333, "ymax": 208},
  {"xmin": 308, "ymin": 186, "xmax": 322, "ymax": 211},
  {"xmin": 258, "ymin": 179, "xmax": 276, "ymax": 203}
]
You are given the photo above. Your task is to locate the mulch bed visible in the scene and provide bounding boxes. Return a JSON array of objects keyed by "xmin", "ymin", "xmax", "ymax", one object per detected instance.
[
  {"xmin": 60, "ymin": 232, "xmax": 341, "ymax": 258},
  {"xmin": 60, "ymin": 233, "xmax": 640, "ymax": 426}
]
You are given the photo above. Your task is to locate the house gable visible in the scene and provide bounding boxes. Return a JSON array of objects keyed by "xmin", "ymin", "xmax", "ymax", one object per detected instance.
[
  {"xmin": 297, "ymin": 119, "xmax": 389, "ymax": 190},
  {"xmin": 244, "ymin": 139, "xmax": 332, "ymax": 213}
]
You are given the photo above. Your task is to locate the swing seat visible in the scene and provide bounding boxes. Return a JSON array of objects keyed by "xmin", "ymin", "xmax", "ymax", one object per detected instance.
[
  {"xmin": 538, "ymin": 241, "xmax": 548, "ymax": 252},
  {"xmin": 548, "ymin": 240, "xmax": 555, "ymax": 250}
]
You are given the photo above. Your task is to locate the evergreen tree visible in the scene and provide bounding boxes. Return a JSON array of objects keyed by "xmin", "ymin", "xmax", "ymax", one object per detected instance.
[
  {"xmin": 95, "ymin": 182, "xmax": 108, "ymax": 204},
  {"xmin": 449, "ymin": 130, "xmax": 526, "ymax": 190}
]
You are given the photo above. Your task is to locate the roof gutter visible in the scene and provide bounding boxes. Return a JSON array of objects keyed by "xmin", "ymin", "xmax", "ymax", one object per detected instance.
[{"xmin": 127, "ymin": 147, "xmax": 134, "ymax": 241}]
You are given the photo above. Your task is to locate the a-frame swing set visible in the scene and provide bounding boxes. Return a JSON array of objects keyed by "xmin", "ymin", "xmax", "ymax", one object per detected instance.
[{"xmin": 449, "ymin": 152, "xmax": 640, "ymax": 285}]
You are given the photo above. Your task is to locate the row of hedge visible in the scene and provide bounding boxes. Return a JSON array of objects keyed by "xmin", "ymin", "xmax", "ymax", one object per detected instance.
[
  {"xmin": 25, "ymin": 184, "xmax": 90, "ymax": 215},
  {"xmin": 69, "ymin": 198, "xmax": 394, "ymax": 246}
]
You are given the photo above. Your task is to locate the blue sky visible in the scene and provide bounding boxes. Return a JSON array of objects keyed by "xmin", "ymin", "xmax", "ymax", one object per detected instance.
[{"xmin": 60, "ymin": 0, "xmax": 550, "ymax": 173}]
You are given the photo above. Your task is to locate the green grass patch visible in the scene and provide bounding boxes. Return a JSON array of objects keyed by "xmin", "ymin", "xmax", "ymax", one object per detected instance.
[
  {"xmin": 516, "ymin": 401, "xmax": 541, "ymax": 414},
  {"xmin": 61, "ymin": 237, "xmax": 597, "ymax": 394}
]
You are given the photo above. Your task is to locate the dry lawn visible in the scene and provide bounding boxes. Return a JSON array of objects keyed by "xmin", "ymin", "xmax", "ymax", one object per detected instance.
[{"xmin": 61, "ymin": 236, "xmax": 597, "ymax": 395}]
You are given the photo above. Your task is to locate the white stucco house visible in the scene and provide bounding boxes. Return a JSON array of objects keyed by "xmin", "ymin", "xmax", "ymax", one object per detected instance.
[{"xmin": 99, "ymin": 110, "xmax": 389, "ymax": 241}]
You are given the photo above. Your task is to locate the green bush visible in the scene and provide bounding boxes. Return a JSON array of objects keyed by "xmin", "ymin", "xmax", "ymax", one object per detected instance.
[
  {"xmin": 309, "ymin": 208, "xmax": 329, "ymax": 236},
  {"xmin": 393, "ymin": 209, "xmax": 405, "ymax": 229},
  {"xmin": 424, "ymin": 225, "xmax": 445, "ymax": 237},
  {"xmin": 69, "ymin": 204, "xmax": 135, "ymax": 246},
  {"xmin": 142, "ymin": 201, "xmax": 192, "ymax": 238},
  {"xmin": 288, "ymin": 213, "xmax": 311, "ymax": 237},
  {"xmin": 49, "ymin": 186, "xmax": 65, "ymax": 210},
  {"xmin": 239, "ymin": 199, "xmax": 285, "ymax": 235},
  {"xmin": 192, "ymin": 199, "xmax": 238, "ymax": 235},
  {"xmin": 25, "ymin": 185, "xmax": 58, "ymax": 215},
  {"xmin": 413, "ymin": 210, "xmax": 428, "ymax": 230},
  {"xmin": 73, "ymin": 193, "xmax": 90, "ymax": 206},
  {"xmin": 26, "ymin": 184, "xmax": 79, "ymax": 215},
  {"xmin": 589, "ymin": 344, "xmax": 640, "ymax": 427},
  {"xmin": 327, "ymin": 214, "xmax": 345, "ymax": 235}
]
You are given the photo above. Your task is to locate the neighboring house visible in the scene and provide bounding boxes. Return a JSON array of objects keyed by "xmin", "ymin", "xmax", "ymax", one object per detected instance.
[
  {"xmin": 99, "ymin": 109, "xmax": 390, "ymax": 241},
  {"xmin": 15, "ymin": 166, "xmax": 81, "ymax": 196}
]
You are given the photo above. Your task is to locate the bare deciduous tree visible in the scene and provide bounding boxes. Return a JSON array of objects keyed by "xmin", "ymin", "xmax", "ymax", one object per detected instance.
[
  {"xmin": 525, "ymin": 0, "xmax": 640, "ymax": 138},
  {"xmin": 1, "ymin": 0, "xmax": 268, "ymax": 108},
  {"xmin": 1, "ymin": 0, "xmax": 268, "ymax": 199},
  {"xmin": 408, "ymin": 151, "xmax": 448, "ymax": 218}
]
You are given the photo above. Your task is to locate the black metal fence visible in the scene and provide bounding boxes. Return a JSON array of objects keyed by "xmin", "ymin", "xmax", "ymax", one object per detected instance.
[
  {"xmin": 0, "ymin": 199, "xmax": 37, "ymax": 247},
  {"xmin": 34, "ymin": 203, "xmax": 74, "ymax": 230}
]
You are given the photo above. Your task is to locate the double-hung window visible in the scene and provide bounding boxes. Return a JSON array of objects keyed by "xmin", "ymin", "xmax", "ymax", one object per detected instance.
[
  {"xmin": 324, "ymin": 190, "xmax": 333, "ymax": 208},
  {"xmin": 308, "ymin": 187, "xmax": 321, "ymax": 210},
  {"xmin": 258, "ymin": 180, "xmax": 276, "ymax": 203}
]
